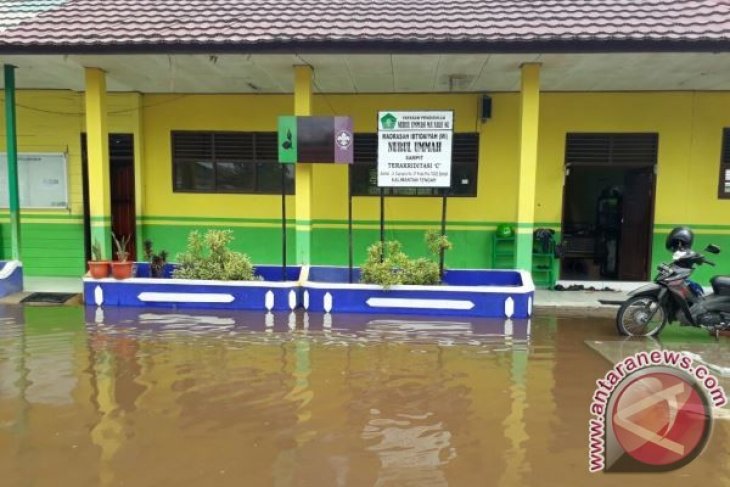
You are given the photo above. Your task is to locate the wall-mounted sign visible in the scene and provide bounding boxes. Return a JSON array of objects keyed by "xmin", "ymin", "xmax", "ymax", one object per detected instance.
[
  {"xmin": 377, "ymin": 111, "xmax": 453, "ymax": 188},
  {"xmin": 0, "ymin": 152, "xmax": 68, "ymax": 208},
  {"xmin": 278, "ymin": 116, "xmax": 353, "ymax": 164}
]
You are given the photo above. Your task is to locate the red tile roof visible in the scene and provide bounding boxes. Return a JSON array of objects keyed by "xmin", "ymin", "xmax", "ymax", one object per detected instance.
[{"xmin": 1, "ymin": 0, "xmax": 729, "ymax": 52}]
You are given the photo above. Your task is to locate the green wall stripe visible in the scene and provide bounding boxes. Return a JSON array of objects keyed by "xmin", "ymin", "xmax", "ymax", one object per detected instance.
[
  {"xmin": 140, "ymin": 215, "xmax": 554, "ymax": 228},
  {"xmin": 139, "ymin": 215, "xmax": 295, "ymax": 224},
  {"xmin": 2, "ymin": 214, "xmax": 729, "ymax": 278},
  {"xmin": 0, "ymin": 221, "xmax": 85, "ymax": 276},
  {"xmin": 0, "ymin": 213, "xmax": 83, "ymax": 221},
  {"xmin": 654, "ymin": 223, "xmax": 730, "ymax": 231}
]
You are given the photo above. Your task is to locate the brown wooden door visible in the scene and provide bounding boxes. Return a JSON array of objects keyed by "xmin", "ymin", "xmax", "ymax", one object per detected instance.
[
  {"xmin": 109, "ymin": 135, "xmax": 136, "ymax": 260},
  {"xmin": 617, "ymin": 167, "xmax": 654, "ymax": 280}
]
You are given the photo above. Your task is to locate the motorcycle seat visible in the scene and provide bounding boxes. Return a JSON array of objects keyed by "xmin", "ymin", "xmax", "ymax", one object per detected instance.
[{"xmin": 711, "ymin": 276, "xmax": 730, "ymax": 296}]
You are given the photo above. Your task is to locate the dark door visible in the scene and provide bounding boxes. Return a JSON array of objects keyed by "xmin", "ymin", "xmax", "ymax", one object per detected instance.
[
  {"xmin": 81, "ymin": 134, "xmax": 136, "ymax": 262},
  {"xmin": 110, "ymin": 135, "xmax": 136, "ymax": 260},
  {"xmin": 81, "ymin": 135, "xmax": 91, "ymax": 263},
  {"xmin": 617, "ymin": 167, "xmax": 654, "ymax": 280}
]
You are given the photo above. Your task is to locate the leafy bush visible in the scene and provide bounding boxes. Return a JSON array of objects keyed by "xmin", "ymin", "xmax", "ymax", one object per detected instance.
[
  {"xmin": 360, "ymin": 230, "xmax": 452, "ymax": 287},
  {"xmin": 173, "ymin": 230, "xmax": 256, "ymax": 281}
]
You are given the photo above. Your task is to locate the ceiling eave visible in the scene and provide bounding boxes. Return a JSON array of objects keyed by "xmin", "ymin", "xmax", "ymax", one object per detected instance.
[{"xmin": 0, "ymin": 38, "xmax": 729, "ymax": 56}]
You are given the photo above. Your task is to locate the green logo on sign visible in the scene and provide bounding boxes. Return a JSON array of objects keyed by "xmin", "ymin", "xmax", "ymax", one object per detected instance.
[
  {"xmin": 282, "ymin": 129, "xmax": 293, "ymax": 150},
  {"xmin": 380, "ymin": 113, "xmax": 397, "ymax": 130}
]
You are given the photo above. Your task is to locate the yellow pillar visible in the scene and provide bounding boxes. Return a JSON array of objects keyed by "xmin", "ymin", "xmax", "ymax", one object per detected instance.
[
  {"xmin": 515, "ymin": 63, "xmax": 541, "ymax": 271},
  {"xmin": 131, "ymin": 93, "xmax": 145, "ymax": 256},
  {"xmin": 294, "ymin": 65, "xmax": 314, "ymax": 264},
  {"xmin": 85, "ymin": 68, "xmax": 112, "ymax": 259}
]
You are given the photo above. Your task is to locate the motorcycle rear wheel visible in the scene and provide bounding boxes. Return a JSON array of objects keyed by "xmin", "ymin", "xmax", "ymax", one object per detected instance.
[{"xmin": 616, "ymin": 296, "xmax": 667, "ymax": 337}]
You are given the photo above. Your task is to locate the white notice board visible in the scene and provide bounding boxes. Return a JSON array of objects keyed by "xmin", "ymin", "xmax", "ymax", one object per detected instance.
[
  {"xmin": 377, "ymin": 111, "xmax": 453, "ymax": 188},
  {"xmin": 0, "ymin": 152, "xmax": 69, "ymax": 208}
]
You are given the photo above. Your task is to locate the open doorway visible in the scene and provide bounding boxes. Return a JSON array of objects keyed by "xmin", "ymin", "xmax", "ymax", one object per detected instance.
[
  {"xmin": 560, "ymin": 134, "xmax": 657, "ymax": 281},
  {"xmin": 81, "ymin": 133, "xmax": 136, "ymax": 262}
]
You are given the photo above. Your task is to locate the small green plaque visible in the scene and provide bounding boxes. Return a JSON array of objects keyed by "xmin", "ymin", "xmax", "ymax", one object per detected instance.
[{"xmin": 278, "ymin": 116, "xmax": 298, "ymax": 164}]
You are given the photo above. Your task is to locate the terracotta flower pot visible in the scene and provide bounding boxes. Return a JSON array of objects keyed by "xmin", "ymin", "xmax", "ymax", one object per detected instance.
[
  {"xmin": 111, "ymin": 261, "xmax": 135, "ymax": 280},
  {"xmin": 88, "ymin": 261, "xmax": 111, "ymax": 279}
]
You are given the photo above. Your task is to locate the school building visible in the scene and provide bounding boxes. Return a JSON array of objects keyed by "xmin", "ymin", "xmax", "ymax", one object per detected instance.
[{"xmin": 1, "ymin": 1, "xmax": 729, "ymax": 286}]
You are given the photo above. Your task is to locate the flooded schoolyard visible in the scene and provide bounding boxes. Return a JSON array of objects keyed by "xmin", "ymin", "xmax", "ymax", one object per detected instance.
[{"xmin": 1, "ymin": 305, "xmax": 729, "ymax": 486}]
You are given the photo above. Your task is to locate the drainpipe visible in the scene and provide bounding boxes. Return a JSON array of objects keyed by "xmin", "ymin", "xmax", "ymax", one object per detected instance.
[{"xmin": 4, "ymin": 64, "xmax": 21, "ymax": 261}]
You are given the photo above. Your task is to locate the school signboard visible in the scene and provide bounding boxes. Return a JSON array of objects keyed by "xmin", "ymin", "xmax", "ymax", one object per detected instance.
[
  {"xmin": 377, "ymin": 111, "xmax": 453, "ymax": 188},
  {"xmin": 278, "ymin": 116, "xmax": 353, "ymax": 164}
]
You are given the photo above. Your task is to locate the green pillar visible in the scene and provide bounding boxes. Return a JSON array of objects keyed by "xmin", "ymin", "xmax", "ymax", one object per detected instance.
[{"xmin": 4, "ymin": 65, "xmax": 21, "ymax": 261}]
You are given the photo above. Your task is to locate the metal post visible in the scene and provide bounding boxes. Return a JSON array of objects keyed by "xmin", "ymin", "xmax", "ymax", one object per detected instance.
[
  {"xmin": 281, "ymin": 164, "xmax": 287, "ymax": 280},
  {"xmin": 4, "ymin": 65, "xmax": 21, "ymax": 261},
  {"xmin": 379, "ymin": 187, "xmax": 385, "ymax": 262},
  {"xmin": 348, "ymin": 165, "xmax": 353, "ymax": 283},
  {"xmin": 439, "ymin": 189, "xmax": 449, "ymax": 279}
]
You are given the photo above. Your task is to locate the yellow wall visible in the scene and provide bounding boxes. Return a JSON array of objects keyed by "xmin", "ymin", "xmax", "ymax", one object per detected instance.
[
  {"xmin": 142, "ymin": 94, "xmax": 293, "ymax": 221},
  {"xmin": 3, "ymin": 89, "xmax": 730, "ymax": 230},
  {"xmin": 536, "ymin": 92, "xmax": 730, "ymax": 226},
  {"xmin": 0, "ymin": 90, "xmax": 142, "ymax": 216},
  {"xmin": 0, "ymin": 90, "xmax": 83, "ymax": 215},
  {"xmin": 142, "ymin": 93, "xmax": 520, "ymax": 226}
]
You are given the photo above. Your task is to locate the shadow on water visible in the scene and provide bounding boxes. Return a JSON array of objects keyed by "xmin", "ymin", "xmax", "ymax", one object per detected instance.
[{"xmin": 0, "ymin": 305, "xmax": 728, "ymax": 486}]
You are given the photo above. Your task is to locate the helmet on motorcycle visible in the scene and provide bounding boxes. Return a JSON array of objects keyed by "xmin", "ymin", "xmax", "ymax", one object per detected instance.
[{"xmin": 666, "ymin": 226, "xmax": 694, "ymax": 252}]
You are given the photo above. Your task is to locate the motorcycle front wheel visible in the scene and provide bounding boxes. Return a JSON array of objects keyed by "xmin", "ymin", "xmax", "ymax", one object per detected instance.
[{"xmin": 616, "ymin": 296, "xmax": 667, "ymax": 337}]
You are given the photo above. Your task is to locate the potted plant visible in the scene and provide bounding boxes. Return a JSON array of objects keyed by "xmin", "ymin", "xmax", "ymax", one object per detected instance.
[
  {"xmin": 87, "ymin": 239, "xmax": 110, "ymax": 279},
  {"xmin": 110, "ymin": 233, "xmax": 134, "ymax": 279},
  {"xmin": 143, "ymin": 239, "xmax": 168, "ymax": 278}
]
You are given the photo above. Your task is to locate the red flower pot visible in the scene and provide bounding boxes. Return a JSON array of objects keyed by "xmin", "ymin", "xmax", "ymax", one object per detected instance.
[
  {"xmin": 88, "ymin": 261, "xmax": 111, "ymax": 279},
  {"xmin": 110, "ymin": 261, "xmax": 134, "ymax": 280}
]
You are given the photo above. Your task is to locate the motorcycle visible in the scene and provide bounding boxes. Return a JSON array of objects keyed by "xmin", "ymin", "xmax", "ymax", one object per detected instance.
[{"xmin": 616, "ymin": 244, "xmax": 730, "ymax": 337}]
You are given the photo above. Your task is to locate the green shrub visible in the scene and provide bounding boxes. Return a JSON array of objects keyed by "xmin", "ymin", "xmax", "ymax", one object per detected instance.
[
  {"xmin": 173, "ymin": 230, "xmax": 256, "ymax": 281},
  {"xmin": 360, "ymin": 230, "xmax": 452, "ymax": 288}
]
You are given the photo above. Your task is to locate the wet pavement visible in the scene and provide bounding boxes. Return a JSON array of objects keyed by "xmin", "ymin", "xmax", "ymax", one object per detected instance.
[{"xmin": 1, "ymin": 305, "xmax": 729, "ymax": 486}]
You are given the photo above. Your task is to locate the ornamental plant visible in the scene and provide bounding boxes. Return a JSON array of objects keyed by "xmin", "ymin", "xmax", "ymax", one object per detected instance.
[
  {"xmin": 143, "ymin": 239, "xmax": 169, "ymax": 278},
  {"xmin": 360, "ymin": 230, "xmax": 452, "ymax": 288},
  {"xmin": 91, "ymin": 239, "xmax": 103, "ymax": 261},
  {"xmin": 173, "ymin": 229, "xmax": 256, "ymax": 281},
  {"xmin": 112, "ymin": 233, "xmax": 131, "ymax": 262}
]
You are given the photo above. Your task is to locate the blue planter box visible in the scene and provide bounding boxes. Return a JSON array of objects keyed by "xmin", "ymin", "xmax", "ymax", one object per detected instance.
[
  {"xmin": 301, "ymin": 266, "xmax": 534, "ymax": 318},
  {"xmin": 84, "ymin": 264, "xmax": 301, "ymax": 311},
  {"xmin": 0, "ymin": 260, "xmax": 23, "ymax": 297}
]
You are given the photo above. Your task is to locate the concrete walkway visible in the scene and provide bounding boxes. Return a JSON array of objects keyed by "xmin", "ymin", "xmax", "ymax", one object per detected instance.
[
  {"xmin": 23, "ymin": 276, "xmax": 83, "ymax": 293},
  {"xmin": 534, "ymin": 289, "xmax": 628, "ymax": 317}
]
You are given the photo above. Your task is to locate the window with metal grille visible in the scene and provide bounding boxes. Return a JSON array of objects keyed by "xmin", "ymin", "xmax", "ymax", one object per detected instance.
[
  {"xmin": 565, "ymin": 133, "xmax": 658, "ymax": 166},
  {"xmin": 172, "ymin": 131, "xmax": 294, "ymax": 194},
  {"xmin": 719, "ymin": 128, "xmax": 730, "ymax": 199},
  {"xmin": 350, "ymin": 133, "xmax": 479, "ymax": 197}
]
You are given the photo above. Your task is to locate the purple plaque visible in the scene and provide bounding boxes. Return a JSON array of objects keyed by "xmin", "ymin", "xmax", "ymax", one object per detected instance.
[{"xmin": 334, "ymin": 116, "xmax": 354, "ymax": 164}]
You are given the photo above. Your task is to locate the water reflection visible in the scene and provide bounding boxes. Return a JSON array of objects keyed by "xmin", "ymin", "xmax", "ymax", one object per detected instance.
[{"xmin": 0, "ymin": 308, "xmax": 728, "ymax": 486}]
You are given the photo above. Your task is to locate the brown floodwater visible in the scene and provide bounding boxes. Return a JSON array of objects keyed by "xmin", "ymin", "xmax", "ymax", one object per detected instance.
[{"xmin": 1, "ymin": 305, "xmax": 729, "ymax": 487}]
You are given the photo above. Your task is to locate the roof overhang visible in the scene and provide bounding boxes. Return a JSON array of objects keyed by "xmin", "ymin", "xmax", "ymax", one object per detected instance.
[
  {"xmin": 3, "ymin": 52, "xmax": 730, "ymax": 93},
  {"xmin": 0, "ymin": 39, "xmax": 729, "ymax": 56}
]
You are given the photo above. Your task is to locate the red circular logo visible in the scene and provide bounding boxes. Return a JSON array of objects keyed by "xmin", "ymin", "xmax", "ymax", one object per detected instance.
[{"xmin": 611, "ymin": 371, "xmax": 712, "ymax": 467}]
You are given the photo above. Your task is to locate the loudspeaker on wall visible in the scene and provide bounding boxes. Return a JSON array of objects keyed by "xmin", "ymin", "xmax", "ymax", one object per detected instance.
[{"xmin": 480, "ymin": 95, "xmax": 492, "ymax": 121}]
